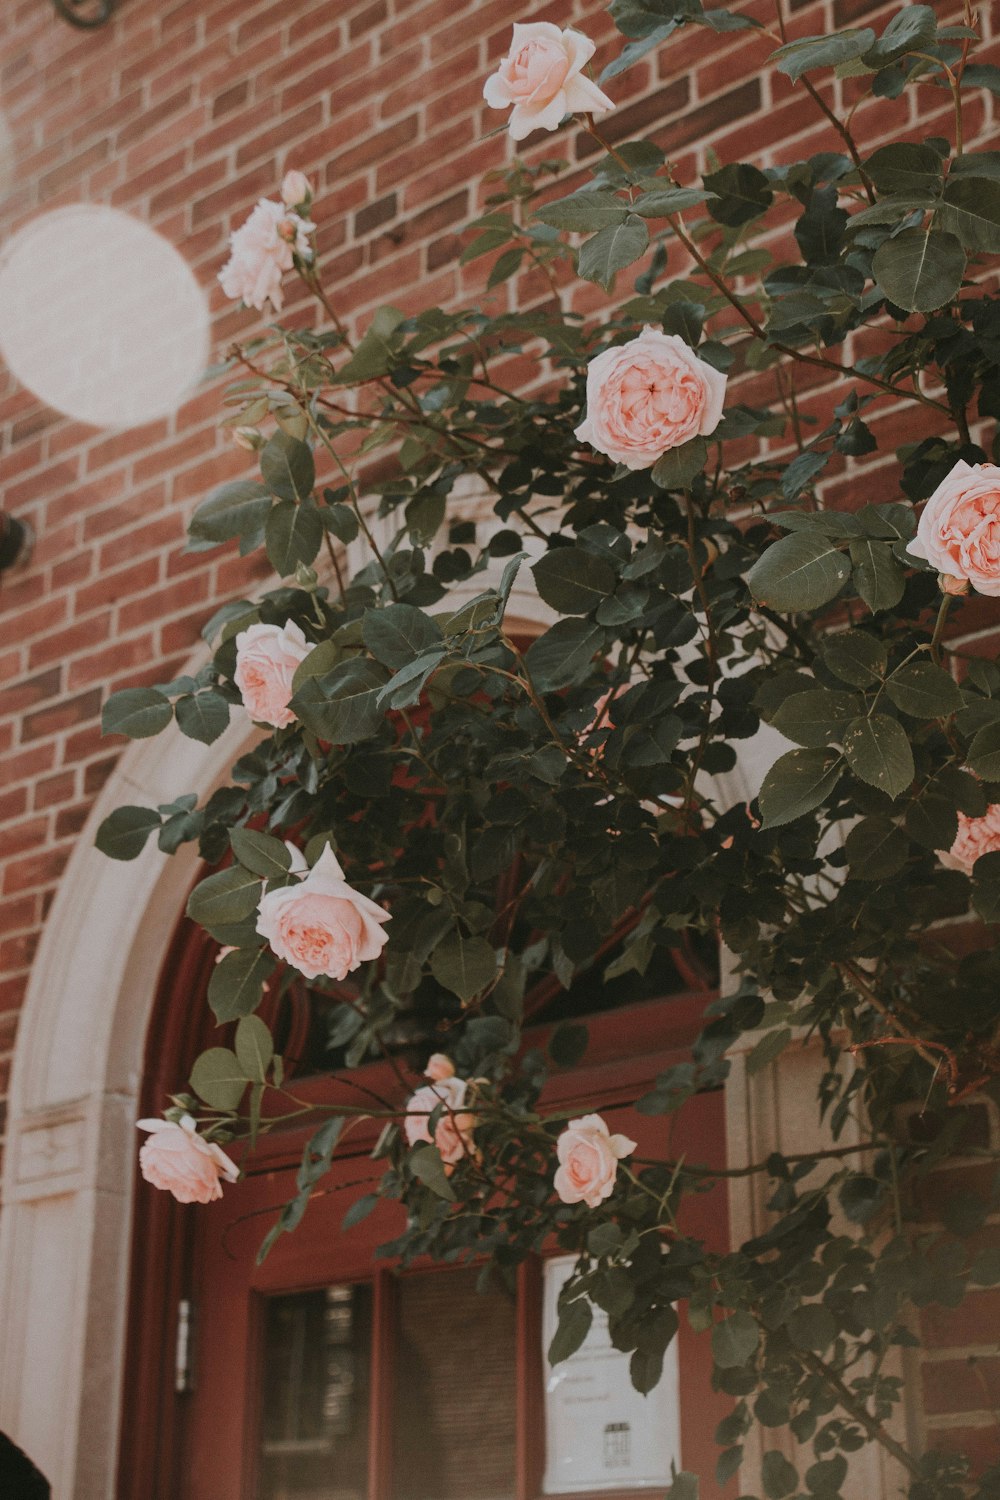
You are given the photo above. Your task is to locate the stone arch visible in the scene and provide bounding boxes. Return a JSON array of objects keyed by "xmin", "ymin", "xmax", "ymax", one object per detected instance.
[{"xmin": 0, "ymin": 532, "xmax": 776, "ymax": 1499}]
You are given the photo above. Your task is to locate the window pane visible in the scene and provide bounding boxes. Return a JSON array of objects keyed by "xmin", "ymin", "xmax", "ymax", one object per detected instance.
[
  {"xmin": 392, "ymin": 1267, "xmax": 516, "ymax": 1500},
  {"xmin": 258, "ymin": 1283, "xmax": 372, "ymax": 1500}
]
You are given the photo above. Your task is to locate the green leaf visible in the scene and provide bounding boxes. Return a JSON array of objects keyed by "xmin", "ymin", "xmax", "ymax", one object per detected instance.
[
  {"xmin": 844, "ymin": 815, "xmax": 910, "ymax": 878},
  {"xmin": 885, "ymin": 661, "xmax": 963, "ymax": 717},
  {"xmin": 342, "ymin": 1193, "xmax": 379, "ymax": 1230},
  {"xmin": 849, "ymin": 538, "xmax": 906, "ymax": 612},
  {"xmin": 290, "ymin": 657, "xmax": 388, "ymax": 744},
  {"xmin": 533, "ymin": 547, "xmax": 617, "ymax": 615},
  {"xmin": 430, "ymin": 933, "xmax": 497, "ymax": 1001},
  {"xmin": 771, "ymin": 28, "xmax": 876, "ymax": 82},
  {"xmin": 265, "ymin": 498, "xmax": 323, "ymax": 575},
  {"xmin": 186, "ymin": 866, "xmax": 263, "ymax": 933},
  {"xmin": 906, "ymin": 793, "xmax": 958, "ymax": 851},
  {"xmin": 260, "ymin": 432, "xmax": 315, "ymax": 503},
  {"xmin": 651, "ymin": 436, "xmax": 708, "ymax": 490},
  {"xmin": 704, "ymin": 163, "xmax": 773, "ymax": 226},
  {"xmin": 363, "ymin": 603, "xmax": 443, "ymax": 669},
  {"xmin": 334, "ymin": 306, "xmax": 406, "ymax": 382},
  {"xmin": 235, "ymin": 1014, "xmax": 274, "ymax": 1082},
  {"xmin": 409, "ymin": 1142, "xmax": 457, "ymax": 1201},
  {"xmin": 872, "ymin": 226, "xmax": 965, "ymax": 313},
  {"xmin": 175, "ymin": 692, "xmax": 231, "ymax": 745},
  {"xmin": 863, "ymin": 5, "xmax": 936, "ymax": 66},
  {"xmin": 788, "ymin": 1302, "xmax": 838, "ymax": 1352},
  {"xmin": 578, "ymin": 216, "xmax": 650, "ymax": 291},
  {"xmin": 630, "ymin": 1347, "xmax": 665, "ymax": 1394},
  {"xmin": 102, "ymin": 687, "xmax": 172, "ymax": 739},
  {"xmin": 207, "ymin": 945, "xmax": 276, "ymax": 1022},
  {"xmin": 746, "ymin": 1026, "xmax": 793, "ymax": 1075},
  {"xmin": 188, "ymin": 480, "xmax": 272, "ymax": 547},
  {"xmin": 600, "ymin": 24, "xmax": 678, "ymax": 82},
  {"xmin": 549, "ymin": 1298, "xmax": 593, "ymax": 1365},
  {"xmin": 822, "ymin": 630, "xmax": 887, "ymax": 686},
  {"xmin": 771, "ymin": 688, "xmax": 860, "ymax": 747},
  {"xmin": 524, "ymin": 620, "xmax": 603, "ymax": 692},
  {"xmin": 748, "ymin": 532, "xmax": 850, "ymax": 611},
  {"xmin": 190, "ymin": 1046, "xmax": 248, "ymax": 1111},
  {"xmin": 230, "ymin": 827, "xmax": 293, "ymax": 878},
  {"xmin": 968, "ymin": 721, "xmax": 1000, "ymax": 780},
  {"xmin": 634, "ymin": 187, "xmax": 714, "ymax": 217},
  {"xmin": 95, "ymin": 805, "xmax": 162, "ymax": 861},
  {"xmin": 712, "ymin": 1310, "xmax": 759, "ymax": 1368},
  {"xmin": 762, "ymin": 1450, "xmax": 798, "ymax": 1499},
  {"xmin": 863, "ymin": 141, "xmax": 941, "ymax": 196},
  {"xmin": 936, "ymin": 175, "xmax": 1000, "ymax": 254},
  {"xmin": 535, "ymin": 190, "xmax": 629, "ymax": 232},
  {"xmin": 758, "ymin": 748, "xmax": 842, "ymax": 828},
  {"xmin": 843, "ymin": 713, "xmax": 915, "ymax": 798}
]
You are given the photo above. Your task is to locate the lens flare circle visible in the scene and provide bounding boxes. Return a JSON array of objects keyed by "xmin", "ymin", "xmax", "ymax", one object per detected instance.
[{"xmin": 0, "ymin": 205, "xmax": 209, "ymax": 429}]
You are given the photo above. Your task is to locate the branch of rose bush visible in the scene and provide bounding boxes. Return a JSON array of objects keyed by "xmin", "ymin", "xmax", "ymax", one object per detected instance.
[{"xmin": 837, "ymin": 958, "xmax": 963, "ymax": 1093}]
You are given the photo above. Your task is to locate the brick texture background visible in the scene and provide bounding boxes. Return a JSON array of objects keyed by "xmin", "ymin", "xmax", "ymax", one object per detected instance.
[{"xmin": 2, "ymin": 0, "xmax": 1000, "ymax": 1473}]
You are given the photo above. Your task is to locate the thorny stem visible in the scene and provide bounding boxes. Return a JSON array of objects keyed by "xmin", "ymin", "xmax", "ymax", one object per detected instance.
[
  {"xmin": 837, "ymin": 959, "xmax": 960, "ymax": 1091},
  {"xmin": 798, "ymin": 1350, "xmax": 923, "ymax": 1479},
  {"xmin": 929, "ymin": 592, "xmax": 953, "ymax": 665}
]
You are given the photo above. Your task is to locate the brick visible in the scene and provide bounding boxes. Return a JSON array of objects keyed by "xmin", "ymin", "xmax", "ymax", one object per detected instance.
[{"xmin": 21, "ymin": 689, "xmax": 103, "ymax": 744}]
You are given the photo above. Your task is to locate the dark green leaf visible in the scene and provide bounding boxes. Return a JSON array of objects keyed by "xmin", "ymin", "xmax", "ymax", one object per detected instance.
[
  {"xmin": 758, "ymin": 748, "xmax": 842, "ymax": 828},
  {"xmin": 207, "ymin": 945, "xmax": 276, "ymax": 1022},
  {"xmin": 704, "ymin": 163, "xmax": 773, "ymax": 226},
  {"xmin": 524, "ymin": 620, "xmax": 603, "ymax": 692},
  {"xmin": 260, "ymin": 432, "xmax": 315, "ymax": 503},
  {"xmin": 844, "ymin": 815, "xmax": 910, "ymax": 878},
  {"xmin": 188, "ymin": 480, "xmax": 272, "ymax": 546},
  {"xmin": 533, "ymin": 547, "xmax": 617, "ymax": 615},
  {"xmin": 822, "ymin": 630, "xmax": 887, "ymax": 686},
  {"xmin": 578, "ymin": 216, "xmax": 650, "ymax": 291},
  {"xmin": 968, "ymin": 721, "xmax": 1000, "ymax": 780},
  {"xmin": 549, "ymin": 1298, "xmax": 593, "ymax": 1365},
  {"xmin": 234, "ymin": 1013, "xmax": 274, "ymax": 1082},
  {"xmin": 863, "ymin": 5, "xmax": 936, "ymax": 66},
  {"xmin": 175, "ymin": 692, "xmax": 230, "ymax": 745},
  {"xmin": 872, "ymin": 226, "xmax": 965, "ymax": 313},
  {"xmin": 102, "ymin": 687, "xmax": 172, "ymax": 739},
  {"xmin": 762, "ymin": 1450, "xmax": 798, "ymax": 1499},
  {"xmin": 265, "ymin": 498, "xmax": 323, "ymax": 575},
  {"xmin": 771, "ymin": 29, "xmax": 876, "ymax": 82},
  {"xmin": 230, "ymin": 827, "xmax": 293, "ymax": 878},
  {"xmin": 290, "ymin": 657, "xmax": 388, "ymax": 744},
  {"xmin": 712, "ymin": 1310, "xmax": 759, "ymax": 1368},
  {"xmin": 186, "ymin": 866, "xmax": 263, "ymax": 932},
  {"xmin": 409, "ymin": 1142, "xmax": 456, "ymax": 1201},
  {"xmin": 937, "ymin": 176, "xmax": 1000, "ymax": 254},
  {"xmin": 885, "ymin": 661, "xmax": 962, "ymax": 717},
  {"xmin": 430, "ymin": 932, "xmax": 497, "ymax": 1001},
  {"xmin": 651, "ymin": 436, "xmax": 708, "ymax": 490},
  {"xmin": 95, "ymin": 805, "xmax": 162, "ymax": 861},
  {"xmin": 535, "ymin": 190, "xmax": 629, "ymax": 232},
  {"xmin": 850, "ymin": 539, "xmax": 906, "ymax": 612},
  {"xmin": 788, "ymin": 1302, "xmax": 837, "ymax": 1352},
  {"xmin": 771, "ymin": 688, "xmax": 860, "ymax": 747},
  {"xmin": 748, "ymin": 532, "xmax": 850, "ymax": 611},
  {"xmin": 363, "ymin": 603, "xmax": 443, "ymax": 669},
  {"xmin": 843, "ymin": 713, "xmax": 914, "ymax": 798}
]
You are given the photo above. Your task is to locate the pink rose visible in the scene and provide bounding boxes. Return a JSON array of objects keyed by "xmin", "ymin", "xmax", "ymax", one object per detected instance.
[
  {"xmin": 404, "ymin": 1075, "xmax": 477, "ymax": 1167},
  {"xmin": 483, "ymin": 23, "xmax": 614, "ymax": 142},
  {"xmin": 281, "ymin": 170, "xmax": 312, "ymax": 208},
  {"xmin": 218, "ymin": 197, "xmax": 316, "ymax": 314},
  {"xmin": 907, "ymin": 460, "xmax": 1000, "ymax": 596},
  {"xmin": 234, "ymin": 620, "xmax": 312, "ymax": 729},
  {"xmin": 425, "ymin": 1053, "xmax": 455, "ymax": 1081},
  {"xmin": 256, "ymin": 844, "xmax": 390, "ymax": 980},
  {"xmin": 554, "ymin": 1112, "xmax": 636, "ymax": 1208},
  {"xmin": 574, "ymin": 327, "xmax": 727, "ymax": 470},
  {"xmin": 938, "ymin": 805, "xmax": 1000, "ymax": 873},
  {"xmin": 137, "ymin": 1115, "xmax": 239, "ymax": 1205}
]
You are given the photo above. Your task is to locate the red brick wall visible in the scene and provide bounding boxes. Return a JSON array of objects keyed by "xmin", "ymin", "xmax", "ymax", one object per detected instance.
[{"xmin": 1, "ymin": 0, "xmax": 999, "ymax": 1469}]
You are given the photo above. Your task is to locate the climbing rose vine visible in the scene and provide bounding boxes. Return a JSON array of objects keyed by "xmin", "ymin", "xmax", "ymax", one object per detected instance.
[{"xmin": 99, "ymin": 3, "xmax": 1000, "ymax": 1495}]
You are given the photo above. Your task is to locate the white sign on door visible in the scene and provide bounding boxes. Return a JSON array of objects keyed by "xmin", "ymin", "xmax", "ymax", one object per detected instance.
[{"xmin": 542, "ymin": 1255, "xmax": 681, "ymax": 1494}]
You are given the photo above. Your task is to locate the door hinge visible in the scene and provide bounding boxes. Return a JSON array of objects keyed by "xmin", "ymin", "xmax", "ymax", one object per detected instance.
[{"xmin": 175, "ymin": 1297, "xmax": 195, "ymax": 1394}]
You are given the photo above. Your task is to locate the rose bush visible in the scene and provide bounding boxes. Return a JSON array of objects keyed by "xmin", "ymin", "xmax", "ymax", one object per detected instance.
[{"xmin": 98, "ymin": 4, "xmax": 1000, "ymax": 1495}]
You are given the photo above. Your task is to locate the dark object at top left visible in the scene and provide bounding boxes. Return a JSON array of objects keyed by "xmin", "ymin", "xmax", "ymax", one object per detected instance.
[{"xmin": 52, "ymin": 0, "xmax": 115, "ymax": 28}]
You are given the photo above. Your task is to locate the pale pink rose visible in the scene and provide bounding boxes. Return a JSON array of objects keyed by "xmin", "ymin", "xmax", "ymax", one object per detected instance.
[
  {"xmin": 907, "ymin": 461, "xmax": 1000, "ymax": 597},
  {"xmin": 218, "ymin": 198, "xmax": 316, "ymax": 314},
  {"xmin": 940, "ymin": 573, "xmax": 971, "ymax": 597},
  {"xmin": 281, "ymin": 170, "xmax": 312, "ymax": 207},
  {"xmin": 404, "ymin": 1075, "xmax": 477, "ymax": 1166},
  {"xmin": 425, "ymin": 1053, "xmax": 456, "ymax": 1081},
  {"xmin": 575, "ymin": 327, "xmax": 727, "ymax": 470},
  {"xmin": 483, "ymin": 23, "xmax": 614, "ymax": 142},
  {"xmin": 938, "ymin": 805, "xmax": 1000, "ymax": 872},
  {"xmin": 554, "ymin": 1112, "xmax": 636, "ymax": 1208},
  {"xmin": 234, "ymin": 620, "xmax": 312, "ymax": 729},
  {"xmin": 137, "ymin": 1114, "xmax": 239, "ymax": 1205},
  {"xmin": 256, "ymin": 844, "xmax": 390, "ymax": 980}
]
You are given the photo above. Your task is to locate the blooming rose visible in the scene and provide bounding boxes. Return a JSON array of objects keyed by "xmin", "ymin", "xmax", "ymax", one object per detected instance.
[
  {"xmin": 483, "ymin": 23, "xmax": 614, "ymax": 142},
  {"xmin": 574, "ymin": 327, "xmax": 727, "ymax": 470},
  {"xmin": 554, "ymin": 1113, "xmax": 636, "ymax": 1208},
  {"xmin": 218, "ymin": 197, "xmax": 316, "ymax": 314},
  {"xmin": 137, "ymin": 1115, "xmax": 239, "ymax": 1205},
  {"xmin": 425, "ymin": 1053, "xmax": 456, "ymax": 1081},
  {"xmin": 907, "ymin": 460, "xmax": 1000, "ymax": 596},
  {"xmin": 256, "ymin": 844, "xmax": 390, "ymax": 981},
  {"xmin": 404, "ymin": 1075, "xmax": 477, "ymax": 1167},
  {"xmin": 938, "ymin": 805, "xmax": 1000, "ymax": 872},
  {"xmin": 281, "ymin": 169, "xmax": 312, "ymax": 207},
  {"xmin": 234, "ymin": 620, "xmax": 312, "ymax": 729}
]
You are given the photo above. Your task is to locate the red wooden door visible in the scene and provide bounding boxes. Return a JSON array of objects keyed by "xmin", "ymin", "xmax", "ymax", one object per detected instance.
[{"xmin": 120, "ymin": 926, "xmax": 734, "ymax": 1500}]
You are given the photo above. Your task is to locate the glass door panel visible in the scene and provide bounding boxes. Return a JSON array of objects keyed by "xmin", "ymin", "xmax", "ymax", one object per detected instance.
[{"xmin": 259, "ymin": 1283, "xmax": 373, "ymax": 1500}]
